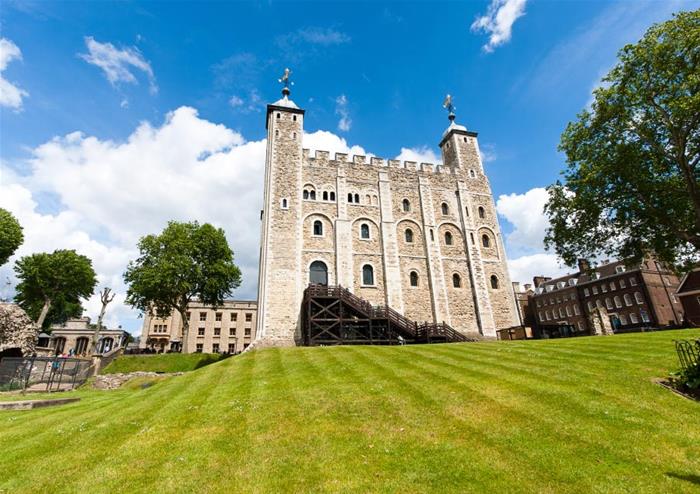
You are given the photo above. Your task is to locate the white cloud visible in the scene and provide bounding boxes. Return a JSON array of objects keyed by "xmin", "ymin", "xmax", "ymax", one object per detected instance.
[
  {"xmin": 1, "ymin": 108, "xmax": 372, "ymax": 335},
  {"xmin": 479, "ymin": 143, "xmax": 497, "ymax": 163},
  {"xmin": 471, "ymin": 0, "xmax": 527, "ymax": 53},
  {"xmin": 295, "ymin": 27, "xmax": 351, "ymax": 45},
  {"xmin": 394, "ymin": 146, "xmax": 441, "ymax": 164},
  {"xmin": 229, "ymin": 95, "xmax": 244, "ymax": 107},
  {"xmin": 228, "ymin": 89, "xmax": 262, "ymax": 113},
  {"xmin": 0, "ymin": 38, "xmax": 29, "ymax": 110},
  {"xmin": 335, "ymin": 94, "xmax": 352, "ymax": 132},
  {"xmin": 496, "ymin": 187, "xmax": 549, "ymax": 253},
  {"xmin": 80, "ymin": 36, "xmax": 157, "ymax": 94},
  {"xmin": 507, "ymin": 253, "xmax": 569, "ymax": 285}
]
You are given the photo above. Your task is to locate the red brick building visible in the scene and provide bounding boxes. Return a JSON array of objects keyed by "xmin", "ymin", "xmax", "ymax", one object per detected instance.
[
  {"xmin": 677, "ymin": 269, "xmax": 700, "ymax": 327},
  {"xmin": 527, "ymin": 258, "xmax": 683, "ymax": 335}
]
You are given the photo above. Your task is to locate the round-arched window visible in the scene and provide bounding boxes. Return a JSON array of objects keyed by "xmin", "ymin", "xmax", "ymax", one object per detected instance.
[
  {"xmin": 310, "ymin": 261, "xmax": 328, "ymax": 285},
  {"xmin": 490, "ymin": 275, "xmax": 499, "ymax": 289},
  {"xmin": 445, "ymin": 231, "xmax": 453, "ymax": 245},
  {"xmin": 453, "ymin": 273, "xmax": 461, "ymax": 288},
  {"xmin": 362, "ymin": 265, "xmax": 374, "ymax": 286},
  {"xmin": 441, "ymin": 203, "xmax": 449, "ymax": 215},
  {"xmin": 360, "ymin": 224, "xmax": 370, "ymax": 239},
  {"xmin": 410, "ymin": 271, "xmax": 419, "ymax": 287},
  {"xmin": 405, "ymin": 228, "xmax": 413, "ymax": 243},
  {"xmin": 482, "ymin": 234, "xmax": 490, "ymax": 248},
  {"xmin": 313, "ymin": 220, "xmax": 323, "ymax": 236},
  {"xmin": 478, "ymin": 206, "xmax": 485, "ymax": 219},
  {"xmin": 402, "ymin": 199, "xmax": 410, "ymax": 212}
]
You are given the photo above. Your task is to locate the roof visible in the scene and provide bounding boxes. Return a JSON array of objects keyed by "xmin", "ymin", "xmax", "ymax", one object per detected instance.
[
  {"xmin": 532, "ymin": 259, "xmax": 636, "ymax": 296},
  {"xmin": 676, "ymin": 268, "xmax": 700, "ymax": 296}
]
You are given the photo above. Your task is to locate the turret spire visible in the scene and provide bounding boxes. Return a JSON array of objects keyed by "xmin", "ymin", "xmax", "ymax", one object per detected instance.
[
  {"xmin": 442, "ymin": 94, "xmax": 456, "ymax": 122},
  {"xmin": 278, "ymin": 68, "xmax": 294, "ymax": 98}
]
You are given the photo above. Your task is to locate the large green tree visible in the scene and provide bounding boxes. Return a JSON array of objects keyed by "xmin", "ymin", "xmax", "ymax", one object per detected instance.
[
  {"xmin": 0, "ymin": 208, "xmax": 24, "ymax": 266},
  {"xmin": 545, "ymin": 10, "xmax": 700, "ymax": 270},
  {"xmin": 123, "ymin": 221, "xmax": 242, "ymax": 352},
  {"xmin": 14, "ymin": 249, "xmax": 98, "ymax": 328}
]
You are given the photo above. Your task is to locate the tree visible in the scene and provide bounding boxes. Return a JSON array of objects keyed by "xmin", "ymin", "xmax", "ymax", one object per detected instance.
[
  {"xmin": 91, "ymin": 287, "xmax": 116, "ymax": 353},
  {"xmin": 0, "ymin": 208, "xmax": 23, "ymax": 266},
  {"xmin": 14, "ymin": 249, "xmax": 98, "ymax": 328},
  {"xmin": 123, "ymin": 221, "xmax": 242, "ymax": 352},
  {"xmin": 544, "ymin": 10, "xmax": 700, "ymax": 270}
]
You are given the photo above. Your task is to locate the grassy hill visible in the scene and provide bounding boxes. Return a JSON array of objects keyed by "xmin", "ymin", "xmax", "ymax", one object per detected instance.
[
  {"xmin": 1, "ymin": 329, "xmax": 699, "ymax": 493},
  {"xmin": 101, "ymin": 352, "xmax": 225, "ymax": 374}
]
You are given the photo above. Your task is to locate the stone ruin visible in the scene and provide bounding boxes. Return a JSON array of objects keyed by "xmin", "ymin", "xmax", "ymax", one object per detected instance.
[
  {"xmin": 0, "ymin": 302, "xmax": 37, "ymax": 357},
  {"xmin": 588, "ymin": 306, "xmax": 614, "ymax": 336}
]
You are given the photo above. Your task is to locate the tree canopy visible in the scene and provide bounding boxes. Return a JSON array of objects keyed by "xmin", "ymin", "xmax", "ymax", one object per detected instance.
[
  {"xmin": 0, "ymin": 208, "xmax": 24, "ymax": 266},
  {"xmin": 123, "ymin": 221, "xmax": 242, "ymax": 352},
  {"xmin": 14, "ymin": 249, "xmax": 98, "ymax": 328},
  {"xmin": 544, "ymin": 10, "xmax": 700, "ymax": 270}
]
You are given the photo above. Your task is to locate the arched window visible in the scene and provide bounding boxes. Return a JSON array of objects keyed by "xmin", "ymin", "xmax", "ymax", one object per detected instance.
[
  {"xmin": 478, "ymin": 207, "xmax": 485, "ymax": 219},
  {"xmin": 453, "ymin": 273, "xmax": 461, "ymax": 288},
  {"xmin": 365, "ymin": 194, "xmax": 371, "ymax": 204},
  {"xmin": 313, "ymin": 220, "xmax": 323, "ymax": 236},
  {"xmin": 360, "ymin": 224, "xmax": 370, "ymax": 239},
  {"xmin": 605, "ymin": 298, "xmax": 613, "ymax": 310},
  {"xmin": 405, "ymin": 228, "xmax": 413, "ymax": 243},
  {"xmin": 445, "ymin": 231, "xmax": 453, "ymax": 245},
  {"xmin": 330, "ymin": 192, "xmax": 336, "ymax": 201},
  {"xmin": 281, "ymin": 198, "xmax": 288, "ymax": 209},
  {"xmin": 323, "ymin": 191, "xmax": 328, "ymax": 201},
  {"xmin": 470, "ymin": 170, "xmax": 476, "ymax": 178},
  {"xmin": 441, "ymin": 203, "xmax": 449, "ymax": 215},
  {"xmin": 347, "ymin": 193, "xmax": 353, "ymax": 203},
  {"xmin": 402, "ymin": 199, "xmax": 411, "ymax": 212},
  {"xmin": 490, "ymin": 275, "xmax": 499, "ymax": 289},
  {"xmin": 309, "ymin": 261, "xmax": 328, "ymax": 285},
  {"xmin": 310, "ymin": 190, "xmax": 316, "ymax": 200},
  {"xmin": 410, "ymin": 271, "xmax": 419, "ymax": 287},
  {"xmin": 362, "ymin": 265, "xmax": 374, "ymax": 286},
  {"xmin": 482, "ymin": 234, "xmax": 490, "ymax": 248},
  {"xmin": 614, "ymin": 296, "xmax": 622, "ymax": 308},
  {"xmin": 624, "ymin": 293, "xmax": 633, "ymax": 306},
  {"xmin": 303, "ymin": 190, "xmax": 309, "ymax": 200},
  {"xmin": 634, "ymin": 292, "xmax": 644, "ymax": 304},
  {"xmin": 465, "ymin": 207, "xmax": 469, "ymax": 217},
  {"xmin": 354, "ymin": 193, "xmax": 360, "ymax": 204}
]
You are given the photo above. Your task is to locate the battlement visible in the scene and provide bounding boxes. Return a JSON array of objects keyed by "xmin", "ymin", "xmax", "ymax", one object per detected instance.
[{"xmin": 303, "ymin": 149, "xmax": 453, "ymax": 175}]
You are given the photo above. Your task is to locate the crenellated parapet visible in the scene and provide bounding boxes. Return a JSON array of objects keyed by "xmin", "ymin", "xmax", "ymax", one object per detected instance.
[{"xmin": 303, "ymin": 149, "xmax": 456, "ymax": 176}]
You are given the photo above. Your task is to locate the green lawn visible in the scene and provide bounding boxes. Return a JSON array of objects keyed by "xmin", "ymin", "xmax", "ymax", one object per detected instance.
[
  {"xmin": 101, "ymin": 352, "xmax": 225, "ymax": 374},
  {"xmin": 1, "ymin": 329, "xmax": 699, "ymax": 493}
]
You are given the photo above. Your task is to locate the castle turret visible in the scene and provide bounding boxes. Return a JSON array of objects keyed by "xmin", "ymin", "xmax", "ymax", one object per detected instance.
[{"xmin": 256, "ymin": 70, "xmax": 305, "ymax": 345}]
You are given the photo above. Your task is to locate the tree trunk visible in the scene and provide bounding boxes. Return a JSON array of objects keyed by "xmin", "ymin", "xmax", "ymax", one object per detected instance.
[
  {"xmin": 179, "ymin": 308, "xmax": 189, "ymax": 353},
  {"xmin": 36, "ymin": 298, "xmax": 52, "ymax": 328},
  {"xmin": 92, "ymin": 288, "xmax": 115, "ymax": 353}
]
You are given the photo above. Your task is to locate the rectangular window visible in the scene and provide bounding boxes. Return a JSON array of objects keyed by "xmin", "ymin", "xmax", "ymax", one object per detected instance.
[
  {"xmin": 199, "ymin": 312, "xmax": 207, "ymax": 321},
  {"xmin": 566, "ymin": 306, "xmax": 572, "ymax": 317},
  {"xmin": 245, "ymin": 313, "xmax": 252, "ymax": 322},
  {"xmin": 538, "ymin": 311, "xmax": 544, "ymax": 322},
  {"xmin": 635, "ymin": 292, "xmax": 644, "ymax": 304},
  {"xmin": 186, "ymin": 311, "xmax": 191, "ymax": 321},
  {"xmin": 619, "ymin": 314, "xmax": 627, "ymax": 325},
  {"xmin": 630, "ymin": 313, "xmax": 639, "ymax": 324},
  {"xmin": 592, "ymin": 286, "xmax": 599, "ymax": 295},
  {"xmin": 231, "ymin": 313, "xmax": 237, "ymax": 321},
  {"xmin": 606, "ymin": 299, "xmax": 613, "ymax": 310},
  {"xmin": 629, "ymin": 277, "xmax": 637, "ymax": 286},
  {"xmin": 573, "ymin": 305, "xmax": 580, "ymax": 316},
  {"xmin": 619, "ymin": 279, "xmax": 626, "ymax": 288},
  {"xmin": 214, "ymin": 328, "xmax": 220, "ymax": 336},
  {"xmin": 245, "ymin": 328, "xmax": 251, "ymax": 336},
  {"xmin": 601, "ymin": 284, "xmax": 608, "ymax": 293},
  {"xmin": 229, "ymin": 328, "xmax": 236, "ymax": 336},
  {"xmin": 243, "ymin": 343, "xmax": 250, "ymax": 350},
  {"xmin": 640, "ymin": 310, "xmax": 650, "ymax": 323},
  {"xmin": 228, "ymin": 343, "xmax": 236, "ymax": 353},
  {"xmin": 584, "ymin": 288, "xmax": 590, "ymax": 297},
  {"xmin": 196, "ymin": 343, "xmax": 203, "ymax": 353},
  {"xmin": 198, "ymin": 327, "xmax": 205, "ymax": 336},
  {"xmin": 577, "ymin": 321, "xmax": 584, "ymax": 331},
  {"xmin": 215, "ymin": 312, "xmax": 222, "ymax": 322},
  {"xmin": 212, "ymin": 343, "xmax": 220, "ymax": 353},
  {"xmin": 610, "ymin": 282, "xmax": 616, "ymax": 291}
]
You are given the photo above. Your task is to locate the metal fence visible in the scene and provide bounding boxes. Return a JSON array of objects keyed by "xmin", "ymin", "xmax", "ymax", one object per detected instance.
[
  {"xmin": 0, "ymin": 356, "xmax": 93, "ymax": 392},
  {"xmin": 675, "ymin": 339, "xmax": 700, "ymax": 373}
]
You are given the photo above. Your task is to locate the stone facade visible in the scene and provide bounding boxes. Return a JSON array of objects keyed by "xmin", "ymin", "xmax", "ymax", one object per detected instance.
[
  {"xmin": 139, "ymin": 300, "xmax": 257, "ymax": 354},
  {"xmin": 0, "ymin": 303, "xmax": 36, "ymax": 357},
  {"xmin": 49, "ymin": 317, "xmax": 129, "ymax": 356},
  {"xmin": 256, "ymin": 90, "xmax": 519, "ymax": 345}
]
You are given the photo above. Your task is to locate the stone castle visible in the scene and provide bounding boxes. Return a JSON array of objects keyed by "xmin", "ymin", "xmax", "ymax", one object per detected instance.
[{"xmin": 256, "ymin": 81, "xmax": 519, "ymax": 346}]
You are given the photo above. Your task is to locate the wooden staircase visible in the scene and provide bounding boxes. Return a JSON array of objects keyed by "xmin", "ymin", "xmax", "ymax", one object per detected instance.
[{"xmin": 302, "ymin": 284, "xmax": 474, "ymax": 346}]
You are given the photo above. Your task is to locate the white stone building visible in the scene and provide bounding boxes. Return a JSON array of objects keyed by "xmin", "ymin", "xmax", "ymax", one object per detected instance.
[{"xmin": 256, "ymin": 82, "xmax": 519, "ymax": 346}]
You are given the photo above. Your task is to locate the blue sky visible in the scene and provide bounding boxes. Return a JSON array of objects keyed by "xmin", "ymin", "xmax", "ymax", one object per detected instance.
[{"xmin": 1, "ymin": 0, "xmax": 697, "ymax": 333}]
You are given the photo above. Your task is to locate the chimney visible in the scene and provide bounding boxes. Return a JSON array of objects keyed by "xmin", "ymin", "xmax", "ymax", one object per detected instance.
[
  {"xmin": 512, "ymin": 281, "xmax": 521, "ymax": 292},
  {"xmin": 577, "ymin": 258, "xmax": 591, "ymax": 273},
  {"xmin": 524, "ymin": 283, "xmax": 532, "ymax": 291},
  {"xmin": 533, "ymin": 276, "xmax": 552, "ymax": 288}
]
